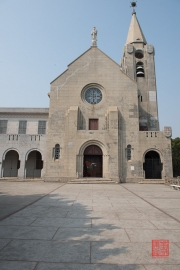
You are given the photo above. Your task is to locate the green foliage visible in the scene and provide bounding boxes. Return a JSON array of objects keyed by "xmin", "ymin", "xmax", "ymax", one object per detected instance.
[{"xmin": 171, "ymin": 137, "xmax": 180, "ymax": 177}]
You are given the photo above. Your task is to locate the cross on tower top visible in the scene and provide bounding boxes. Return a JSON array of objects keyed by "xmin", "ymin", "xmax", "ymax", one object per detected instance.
[{"xmin": 130, "ymin": 1, "xmax": 137, "ymax": 14}]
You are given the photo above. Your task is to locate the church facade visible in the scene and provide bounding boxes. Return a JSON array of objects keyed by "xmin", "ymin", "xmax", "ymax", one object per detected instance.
[{"xmin": 0, "ymin": 10, "xmax": 173, "ymax": 182}]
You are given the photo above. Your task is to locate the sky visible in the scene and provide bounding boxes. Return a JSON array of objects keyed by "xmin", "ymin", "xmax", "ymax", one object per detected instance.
[{"xmin": 0, "ymin": 0, "xmax": 179, "ymax": 138}]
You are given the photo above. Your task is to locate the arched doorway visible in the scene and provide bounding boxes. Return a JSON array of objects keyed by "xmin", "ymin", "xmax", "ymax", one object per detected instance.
[
  {"xmin": 26, "ymin": 151, "xmax": 43, "ymax": 178},
  {"xmin": 144, "ymin": 151, "xmax": 162, "ymax": 179},
  {"xmin": 3, "ymin": 150, "xmax": 20, "ymax": 177},
  {"xmin": 83, "ymin": 145, "xmax": 102, "ymax": 177}
]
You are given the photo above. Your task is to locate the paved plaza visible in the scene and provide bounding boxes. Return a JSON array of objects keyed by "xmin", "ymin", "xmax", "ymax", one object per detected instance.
[{"xmin": 0, "ymin": 181, "xmax": 180, "ymax": 269}]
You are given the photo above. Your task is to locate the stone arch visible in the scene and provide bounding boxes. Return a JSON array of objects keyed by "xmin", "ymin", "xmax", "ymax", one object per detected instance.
[
  {"xmin": 78, "ymin": 140, "xmax": 108, "ymax": 156},
  {"xmin": 25, "ymin": 148, "xmax": 43, "ymax": 161},
  {"xmin": 143, "ymin": 149, "xmax": 162, "ymax": 179},
  {"xmin": 2, "ymin": 148, "xmax": 20, "ymax": 160},
  {"xmin": 77, "ymin": 140, "xmax": 109, "ymax": 179},
  {"xmin": 2, "ymin": 148, "xmax": 20, "ymax": 178},
  {"xmin": 25, "ymin": 149, "xmax": 43, "ymax": 178},
  {"xmin": 142, "ymin": 148, "xmax": 163, "ymax": 163}
]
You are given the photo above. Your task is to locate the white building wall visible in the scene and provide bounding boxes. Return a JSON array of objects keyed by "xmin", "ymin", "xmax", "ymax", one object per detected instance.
[
  {"xmin": 26, "ymin": 121, "xmax": 38, "ymax": 134},
  {"xmin": 7, "ymin": 120, "xmax": 19, "ymax": 134},
  {"xmin": 0, "ymin": 109, "xmax": 49, "ymax": 179}
]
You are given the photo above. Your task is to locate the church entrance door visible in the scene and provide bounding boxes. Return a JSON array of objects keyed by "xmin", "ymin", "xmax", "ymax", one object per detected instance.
[
  {"xmin": 144, "ymin": 151, "xmax": 162, "ymax": 179},
  {"xmin": 83, "ymin": 145, "xmax": 102, "ymax": 177},
  {"xmin": 3, "ymin": 150, "xmax": 19, "ymax": 177}
]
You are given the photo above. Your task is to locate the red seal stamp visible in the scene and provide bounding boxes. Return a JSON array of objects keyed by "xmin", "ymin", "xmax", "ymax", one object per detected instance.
[{"xmin": 152, "ymin": 240, "xmax": 169, "ymax": 257}]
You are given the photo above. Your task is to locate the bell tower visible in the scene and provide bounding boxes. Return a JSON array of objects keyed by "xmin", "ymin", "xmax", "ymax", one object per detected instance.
[{"xmin": 121, "ymin": 2, "xmax": 159, "ymax": 131}]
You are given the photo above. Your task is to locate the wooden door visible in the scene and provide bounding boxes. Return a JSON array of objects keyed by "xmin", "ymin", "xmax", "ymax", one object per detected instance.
[
  {"xmin": 83, "ymin": 145, "xmax": 102, "ymax": 177},
  {"xmin": 3, "ymin": 150, "xmax": 19, "ymax": 177}
]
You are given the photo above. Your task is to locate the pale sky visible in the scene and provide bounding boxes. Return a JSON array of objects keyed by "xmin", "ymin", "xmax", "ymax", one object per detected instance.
[{"xmin": 0, "ymin": 0, "xmax": 179, "ymax": 138}]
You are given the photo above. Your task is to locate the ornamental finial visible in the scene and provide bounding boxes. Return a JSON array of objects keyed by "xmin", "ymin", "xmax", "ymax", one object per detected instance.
[
  {"xmin": 91, "ymin": 27, "xmax": 97, "ymax": 46},
  {"xmin": 130, "ymin": 1, "xmax": 137, "ymax": 14}
]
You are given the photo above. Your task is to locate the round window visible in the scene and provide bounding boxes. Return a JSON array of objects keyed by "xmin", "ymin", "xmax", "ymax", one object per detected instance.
[
  {"xmin": 135, "ymin": 50, "xmax": 144, "ymax": 59},
  {"xmin": 85, "ymin": 88, "xmax": 102, "ymax": 104}
]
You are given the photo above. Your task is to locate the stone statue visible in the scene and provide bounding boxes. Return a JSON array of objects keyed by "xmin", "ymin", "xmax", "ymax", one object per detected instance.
[{"xmin": 91, "ymin": 27, "xmax": 97, "ymax": 46}]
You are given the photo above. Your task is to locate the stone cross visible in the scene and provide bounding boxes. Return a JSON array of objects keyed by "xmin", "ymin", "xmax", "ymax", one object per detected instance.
[{"xmin": 91, "ymin": 27, "xmax": 97, "ymax": 46}]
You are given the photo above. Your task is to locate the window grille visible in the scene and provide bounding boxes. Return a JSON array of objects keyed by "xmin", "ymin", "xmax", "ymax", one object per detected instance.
[
  {"xmin": 127, "ymin": 144, "xmax": 132, "ymax": 161},
  {"xmin": 54, "ymin": 144, "xmax": 60, "ymax": 160},
  {"xmin": 38, "ymin": 121, "xmax": 46, "ymax": 134},
  {"xmin": 18, "ymin": 120, "xmax": 27, "ymax": 134},
  {"xmin": 0, "ymin": 120, "xmax": 8, "ymax": 134}
]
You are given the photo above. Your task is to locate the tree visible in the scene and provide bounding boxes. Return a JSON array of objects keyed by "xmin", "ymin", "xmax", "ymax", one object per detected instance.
[{"xmin": 171, "ymin": 137, "xmax": 180, "ymax": 177}]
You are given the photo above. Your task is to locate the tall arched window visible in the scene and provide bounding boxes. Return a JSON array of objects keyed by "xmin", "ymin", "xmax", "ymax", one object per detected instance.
[
  {"xmin": 136, "ymin": 62, "xmax": 144, "ymax": 77},
  {"xmin": 54, "ymin": 144, "xmax": 60, "ymax": 160},
  {"xmin": 127, "ymin": 145, "xmax": 132, "ymax": 161}
]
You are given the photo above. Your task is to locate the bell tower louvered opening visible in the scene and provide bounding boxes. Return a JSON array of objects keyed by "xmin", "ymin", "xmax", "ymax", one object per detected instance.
[{"xmin": 136, "ymin": 61, "xmax": 144, "ymax": 77}]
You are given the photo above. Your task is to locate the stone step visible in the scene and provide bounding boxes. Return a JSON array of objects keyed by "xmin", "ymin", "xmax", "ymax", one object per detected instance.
[
  {"xmin": 68, "ymin": 178, "xmax": 117, "ymax": 184},
  {"xmin": 0, "ymin": 178, "xmax": 44, "ymax": 182},
  {"xmin": 138, "ymin": 179, "xmax": 165, "ymax": 184}
]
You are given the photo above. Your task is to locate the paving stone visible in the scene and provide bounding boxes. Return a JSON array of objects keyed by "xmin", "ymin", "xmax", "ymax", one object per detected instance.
[
  {"xmin": 0, "ymin": 239, "xmax": 12, "ymax": 251},
  {"xmin": 0, "ymin": 182, "xmax": 180, "ymax": 268},
  {"xmin": 0, "ymin": 196, "xmax": 41, "ymax": 205},
  {"xmin": 12, "ymin": 206, "xmax": 50, "ymax": 217},
  {"xmin": 0, "ymin": 226, "xmax": 57, "ymax": 240},
  {"xmin": 175, "ymin": 242, "xmax": 180, "ymax": 248},
  {"xmin": 144, "ymin": 265, "xmax": 180, "ymax": 270},
  {"xmin": 125, "ymin": 228, "xmax": 180, "ymax": 242},
  {"xmin": 147, "ymin": 199, "xmax": 180, "ymax": 208},
  {"xmin": 167, "ymin": 212, "xmax": 180, "ymax": 220},
  {"xmin": 0, "ymin": 239, "xmax": 90, "ymax": 263},
  {"xmin": 53, "ymin": 228, "xmax": 130, "ymax": 242},
  {"xmin": 31, "ymin": 217, "xmax": 92, "ymax": 227},
  {"xmin": 66, "ymin": 210, "xmax": 119, "ymax": 220},
  {"xmin": 91, "ymin": 242, "xmax": 180, "ymax": 264},
  {"xmin": 36, "ymin": 262, "xmax": 146, "ymax": 270},
  {"xmin": 117, "ymin": 211, "xmax": 172, "ymax": 220},
  {"xmin": 149, "ymin": 220, "xmax": 180, "ymax": 229},
  {"xmin": 14, "ymin": 207, "xmax": 68, "ymax": 218},
  {"xmin": 71, "ymin": 205, "xmax": 93, "ymax": 210},
  {"xmin": 0, "ymin": 261, "xmax": 37, "ymax": 270},
  {"xmin": 92, "ymin": 219, "xmax": 156, "ymax": 229},
  {"xmin": 0, "ymin": 205, "xmax": 26, "ymax": 220},
  {"xmin": 0, "ymin": 216, "xmax": 37, "ymax": 226}
]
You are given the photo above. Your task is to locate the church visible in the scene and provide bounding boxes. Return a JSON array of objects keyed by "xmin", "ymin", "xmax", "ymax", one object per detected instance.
[{"xmin": 0, "ymin": 5, "xmax": 173, "ymax": 183}]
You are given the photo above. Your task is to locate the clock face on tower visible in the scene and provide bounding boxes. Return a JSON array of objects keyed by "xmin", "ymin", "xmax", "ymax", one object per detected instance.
[{"xmin": 85, "ymin": 88, "xmax": 102, "ymax": 104}]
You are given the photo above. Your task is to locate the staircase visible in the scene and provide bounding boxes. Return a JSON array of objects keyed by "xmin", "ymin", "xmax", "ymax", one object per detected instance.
[{"xmin": 68, "ymin": 178, "xmax": 117, "ymax": 184}]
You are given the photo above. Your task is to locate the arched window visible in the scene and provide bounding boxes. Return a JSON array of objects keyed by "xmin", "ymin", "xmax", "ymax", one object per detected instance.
[
  {"xmin": 127, "ymin": 145, "xmax": 132, "ymax": 161},
  {"xmin": 54, "ymin": 144, "xmax": 60, "ymax": 160},
  {"xmin": 136, "ymin": 62, "xmax": 144, "ymax": 77}
]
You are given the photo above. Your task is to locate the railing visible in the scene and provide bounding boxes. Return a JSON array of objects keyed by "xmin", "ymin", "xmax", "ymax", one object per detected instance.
[
  {"xmin": 8, "ymin": 134, "xmax": 19, "ymax": 141},
  {"xmin": 142, "ymin": 131, "xmax": 160, "ymax": 138},
  {"xmin": 0, "ymin": 134, "xmax": 46, "ymax": 141},
  {"xmin": 165, "ymin": 176, "xmax": 180, "ymax": 186}
]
